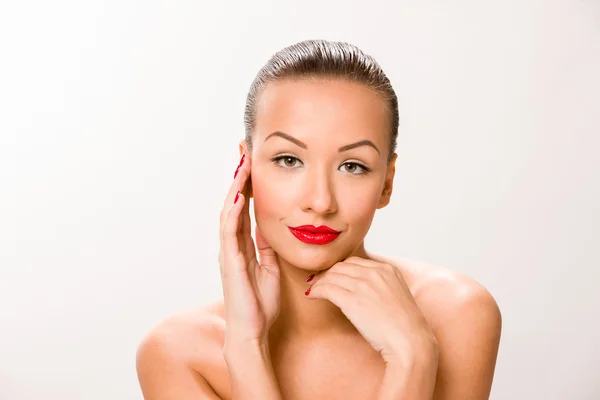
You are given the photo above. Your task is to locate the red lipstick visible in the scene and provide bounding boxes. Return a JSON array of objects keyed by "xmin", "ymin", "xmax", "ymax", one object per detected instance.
[{"xmin": 288, "ymin": 225, "xmax": 341, "ymax": 245}]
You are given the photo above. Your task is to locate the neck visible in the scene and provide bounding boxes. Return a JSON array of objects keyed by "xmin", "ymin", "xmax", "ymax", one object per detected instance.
[{"xmin": 268, "ymin": 242, "xmax": 369, "ymax": 344}]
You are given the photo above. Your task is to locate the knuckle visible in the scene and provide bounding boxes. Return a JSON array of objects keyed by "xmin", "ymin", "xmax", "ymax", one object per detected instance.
[
  {"xmin": 356, "ymin": 280, "xmax": 370, "ymax": 291},
  {"xmin": 330, "ymin": 262, "xmax": 345, "ymax": 272},
  {"xmin": 313, "ymin": 276, "xmax": 327, "ymax": 287},
  {"xmin": 221, "ymin": 226, "xmax": 235, "ymax": 242},
  {"xmin": 367, "ymin": 269, "xmax": 380, "ymax": 279},
  {"xmin": 223, "ymin": 228, "xmax": 236, "ymax": 239},
  {"xmin": 312, "ymin": 282, "xmax": 326, "ymax": 293},
  {"xmin": 239, "ymin": 169, "xmax": 248, "ymax": 181}
]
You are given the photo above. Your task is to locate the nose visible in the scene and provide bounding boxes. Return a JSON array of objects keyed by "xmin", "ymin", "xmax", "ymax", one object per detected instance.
[{"xmin": 300, "ymin": 165, "xmax": 338, "ymax": 215}]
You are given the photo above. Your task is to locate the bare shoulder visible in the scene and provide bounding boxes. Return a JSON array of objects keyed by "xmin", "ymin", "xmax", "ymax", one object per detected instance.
[
  {"xmin": 136, "ymin": 302, "xmax": 225, "ymax": 359},
  {"xmin": 135, "ymin": 301, "xmax": 228, "ymax": 399},
  {"xmin": 373, "ymin": 256, "xmax": 502, "ymax": 397},
  {"xmin": 369, "ymin": 252, "xmax": 502, "ymax": 333}
]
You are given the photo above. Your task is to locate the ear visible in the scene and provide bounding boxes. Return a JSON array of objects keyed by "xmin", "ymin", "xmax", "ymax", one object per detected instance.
[
  {"xmin": 377, "ymin": 152, "xmax": 397, "ymax": 209},
  {"xmin": 238, "ymin": 139, "xmax": 253, "ymax": 199},
  {"xmin": 238, "ymin": 139, "xmax": 248, "ymax": 158}
]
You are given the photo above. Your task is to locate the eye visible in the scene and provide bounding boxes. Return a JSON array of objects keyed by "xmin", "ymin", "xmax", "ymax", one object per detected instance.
[
  {"xmin": 340, "ymin": 162, "xmax": 369, "ymax": 175},
  {"xmin": 273, "ymin": 155, "xmax": 303, "ymax": 169}
]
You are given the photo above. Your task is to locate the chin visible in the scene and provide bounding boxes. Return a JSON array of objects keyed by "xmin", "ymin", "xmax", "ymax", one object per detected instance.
[
  {"xmin": 274, "ymin": 239, "xmax": 354, "ymax": 271},
  {"xmin": 257, "ymin": 219, "xmax": 366, "ymax": 270}
]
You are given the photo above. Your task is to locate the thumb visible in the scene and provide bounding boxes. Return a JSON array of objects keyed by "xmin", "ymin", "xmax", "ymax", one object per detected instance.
[{"xmin": 255, "ymin": 225, "xmax": 279, "ymax": 272}]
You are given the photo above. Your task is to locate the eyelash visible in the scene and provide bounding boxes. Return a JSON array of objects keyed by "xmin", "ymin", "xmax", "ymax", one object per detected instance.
[{"xmin": 271, "ymin": 155, "xmax": 372, "ymax": 175}]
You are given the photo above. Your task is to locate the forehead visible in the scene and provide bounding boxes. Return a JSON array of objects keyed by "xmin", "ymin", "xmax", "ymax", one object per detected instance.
[{"xmin": 253, "ymin": 78, "xmax": 389, "ymax": 146}]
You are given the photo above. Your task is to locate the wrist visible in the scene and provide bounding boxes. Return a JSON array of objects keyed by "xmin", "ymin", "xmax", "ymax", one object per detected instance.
[
  {"xmin": 384, "ymin": 331, "xmax": 439, "ymax": 368},
  {"xmin": 223, "ymin": 337, "xmax": 282, "ymax": 400},
  {"xmin": 379, "ymin": 335, "xmax": 439, "ymax": 400},
  {"xmin": 379, "ymin": 359, "xmax": 438, "ymax": 400},
  {"xmin": 223, "ymin": 337, "xmax": 272, "ymax": 364}
]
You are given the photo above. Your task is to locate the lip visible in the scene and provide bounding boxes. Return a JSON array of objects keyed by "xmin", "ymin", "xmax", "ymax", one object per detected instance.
[
  {"xmin": 289, "ymin": 225, "xmax": 340, "ymax": 233},
  {"xmin": 288, "ymin": 225, "xmax": 341, "ymax": 245}
]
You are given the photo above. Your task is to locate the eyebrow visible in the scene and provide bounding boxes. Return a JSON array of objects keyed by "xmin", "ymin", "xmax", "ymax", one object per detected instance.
[{"xmin": 264, "ymin": 131, "xmax": 380, "ymax": 154}]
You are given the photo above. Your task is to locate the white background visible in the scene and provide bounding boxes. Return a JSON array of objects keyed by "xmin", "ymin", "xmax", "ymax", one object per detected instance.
[{"xmin": 1, "ymin": 1, "xmax": 599, "ymax": 399}]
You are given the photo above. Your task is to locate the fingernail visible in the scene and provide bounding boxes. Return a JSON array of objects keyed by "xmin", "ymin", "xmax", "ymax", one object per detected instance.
[
  {"xmin": 306, "ymin": 274, "xmax": 315, "ymax": 283},
  {"xmin": 234, "ymin": 191, "xmax": 240, "ymax": 204},
  {"xmin": 305, "ymin": 287, "xmax": 312, "ymax": 296},
  {"xmin": 234, "ymin": 154, "xmax": 245, "ymax": 178}
]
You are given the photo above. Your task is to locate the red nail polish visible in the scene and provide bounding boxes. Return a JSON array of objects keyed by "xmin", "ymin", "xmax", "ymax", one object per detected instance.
[
  {"xmin": 234, "ymin": 191, "xmax": 240, "ymax": 204},
  {"xmin": 305, "ymin": 287, "xmax": 311, "ymax": 296},
  {"xmin": 306, "ymin": 274, "xmax": 315, "ymax": 282},
  {"xmin": 234, "ymin": 154, "xmax": 245, "ymax": 178}
]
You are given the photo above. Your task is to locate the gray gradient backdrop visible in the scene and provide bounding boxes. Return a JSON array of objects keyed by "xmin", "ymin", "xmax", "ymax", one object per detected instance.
[{"xmin": 1, "ymin": 0, "xmax": 599, "ymax": 399}]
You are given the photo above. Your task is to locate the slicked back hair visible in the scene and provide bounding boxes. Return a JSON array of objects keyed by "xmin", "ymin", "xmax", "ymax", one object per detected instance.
[{"xmin": 243, "ymin": 39, "xmax": 399, "ymax": 162}]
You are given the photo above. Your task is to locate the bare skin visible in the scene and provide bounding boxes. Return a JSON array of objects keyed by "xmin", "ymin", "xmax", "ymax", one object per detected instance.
[
  {"xmin": 136, "ymin": 256, "xmax": 501, "ymax": 399},
  {"xmin": 136, "ymin": 78, "xmax": 502, "ymax": 399}
]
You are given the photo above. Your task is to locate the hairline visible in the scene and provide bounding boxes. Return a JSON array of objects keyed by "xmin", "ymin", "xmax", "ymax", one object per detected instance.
[{"xmin": 249, "ymin": 76, "xmax": 395, "ymax": 161}]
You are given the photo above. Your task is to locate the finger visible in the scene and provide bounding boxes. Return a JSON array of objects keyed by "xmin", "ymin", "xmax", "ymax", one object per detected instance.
[
  {"xmin": 313, "ymin": 262, "xmax": 385, "ymax": 294},
  {"xmin": 343, "ymin": 256, "xmax": 380, "ymax": 268},
  {"xmin": 241, "ymin": 177, "xmax": 252, "ymax": 238},
  {"xmin": 255, "ymin": 225, "xmax": 279, "ymax": 274},
  {"xmin": 327, "ymin": 261, "xmax": 369, "ymax": 278},
  {"xmin": 308, "ymin": 261, "xmax": 369, "ymax": 284},
  {"xmin": 220, "ymin": 192, "xmax": 253, "ymax": 295},
  {"xmin": 342, "ymin": 257, "xmax": 397, "ymax": 279},
  {"xmin": 237, "ymin": 167, "xmax": 255, "ymax": 259},
  {"xmin": 220, "ymin": 154, "xmax": 251, "ymax": 233},
  {"xmin": 306, "ymin": 281, "xmax": 354, "ymax": 311},
  {"xmin": 222, "ymin": 191, "xmax": 246, "ymax": 260},
  {"xmin": 310, "ymin": 271, "xmax": 363, "ymax": 293},
  {"xmin": 220, "ymin": 165, "xmax": 248, "ymax": 237},
  {"xmin": 339, "ymin": 258, "xmax": 408, "ymax": 298},
  {"xmin": 240, "ymin": 201, "xmax": 256, "ymax": 262}
]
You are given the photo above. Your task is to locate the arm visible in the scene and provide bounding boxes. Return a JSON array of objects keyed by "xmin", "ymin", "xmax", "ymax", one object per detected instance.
[
  {"xmin": 377, "ymin": 282, "xmax": 501, "ymax": 400},
  {"xmin": 377, "ymin": 337, "xmax": 440, "ymax": 400},
  {"xmin": 223, "ymin": 340, "xmax": 283, "ymax": 400},
  {"xmin": 431, "ymin": 284, "xmax": 502, "ymax": 399},
  {"xmin": 136, "ymin": 329, "xmax": 222, "ymax": 400}
]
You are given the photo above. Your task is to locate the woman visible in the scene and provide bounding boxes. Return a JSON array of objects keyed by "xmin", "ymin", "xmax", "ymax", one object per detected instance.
[{"xmin": 136, "ymin": 39, "xmax": 502, "ymax": 399}]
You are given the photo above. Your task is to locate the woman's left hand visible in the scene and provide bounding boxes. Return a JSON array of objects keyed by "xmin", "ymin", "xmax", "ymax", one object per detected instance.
[{"xmin": 305, "ymin": 256, "xmax": 438, "ymax": 366}]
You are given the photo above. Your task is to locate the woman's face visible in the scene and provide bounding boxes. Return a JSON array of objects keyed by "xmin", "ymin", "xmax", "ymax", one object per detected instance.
[{"xmin": 247, "ymin": 78, "xmax": 396, "ymax": 271}]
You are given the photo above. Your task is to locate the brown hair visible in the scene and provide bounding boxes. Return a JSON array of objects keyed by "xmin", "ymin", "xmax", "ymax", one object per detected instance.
[{"xmin": 243, "ymin": 39, "xmax": 399, "ymax": 162}]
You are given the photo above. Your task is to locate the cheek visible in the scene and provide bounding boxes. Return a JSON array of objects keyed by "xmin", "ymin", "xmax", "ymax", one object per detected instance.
[
  {"xmin": 340, "ymin": 185, "xmax": 381, "ymax": 223},
  {"xmin": 251, "ymin": 170, "xmax": 291, "ymax": 220}
]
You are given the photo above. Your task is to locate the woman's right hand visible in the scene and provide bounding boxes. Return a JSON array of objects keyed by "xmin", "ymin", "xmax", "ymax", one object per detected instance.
[{"xmin": 219, "ymin": 152, "xmax": 281, "ymax": 350}]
